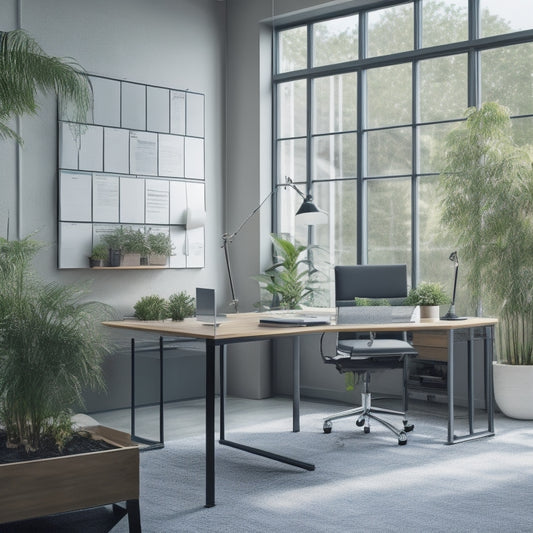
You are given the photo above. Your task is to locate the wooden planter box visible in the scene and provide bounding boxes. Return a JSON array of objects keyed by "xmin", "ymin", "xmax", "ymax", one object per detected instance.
[{"xmin": 0, "ymin": 425, "xmax": 140, "ymax": 531}]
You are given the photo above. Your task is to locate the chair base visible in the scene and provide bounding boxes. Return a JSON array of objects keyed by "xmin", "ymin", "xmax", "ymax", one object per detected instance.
[{"xmin": 323, "ymin": 374, "xmax": 414, "ymax": 445}]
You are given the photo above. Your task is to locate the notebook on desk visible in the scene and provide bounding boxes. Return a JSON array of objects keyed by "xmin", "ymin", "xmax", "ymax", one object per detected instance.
[{"xmin": 259, "ymin": 314, "xmax": 330, "ymax": 327}]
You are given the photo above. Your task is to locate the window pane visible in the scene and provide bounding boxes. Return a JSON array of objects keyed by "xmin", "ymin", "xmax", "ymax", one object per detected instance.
[
  {"xmin": 367, "ymin": 127, "xmax": 412, "ymax": 177},
  {"xmin": 418, "ymin": 177, "xmax": 456, "ymax": 294},
  {"xmin": 480, "ymin": 0, "xmax": 533, "ymax": 38},
  {"xmin": 422, "ymin": 0, "xmax": 468, "ymax": 48},
  {"xmin": 367, "ymin": 178, "xmax": 411, "ymax": 269},
  {"xmin": 512, "ymin": 116, "xmax": 533, "ymax": 147},
  {"xmin": 419, "ymin": 54, "xmax": 468, "ymax": 122},
  {"xmin": 313, "ymin": 180, "xmax": 357, "ymax": 268},
  {"xmin": 278, "ymin": 139, "xmax": 306, "ymax": 182},
  {"xmin": 367, "ymin": 64, "xmax": 412, "ymax": 128},
  {"xmin": 278, "ymin": 80, "xmax": 307, "ymax": 138},
  {"xmin": 313, "ymin": 14, "xmax": 358, "ymax": 67},
  {"xmin": 278, "ymin": 26, "xmax": 307, "ymax": 73},
  {"xmin": 418, "ymin": 122, "xmax": 456, "ymax": 174},
  {"xmin": 481, "ymin": 43, "xmax": 533, "ymax": 116},
  {"xmin": 313, "ymin": 133, "xmax": 357, "ymax": 179},
  {"xmin": 313, "ymin": 73, "xmax": 357, "ymax": 134},
  {"xmin": 367, "ymin": 3, "xmax": 414, "ymax": 57}
]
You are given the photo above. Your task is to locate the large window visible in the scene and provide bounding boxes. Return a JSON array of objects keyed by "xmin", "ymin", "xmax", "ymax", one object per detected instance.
[{"xmin": 274, "ymin": 0, "xmax": 533, "ymax": 308}]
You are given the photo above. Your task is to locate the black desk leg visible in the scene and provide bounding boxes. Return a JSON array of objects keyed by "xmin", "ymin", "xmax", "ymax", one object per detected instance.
[
  {"xmin": 220, "ymin": 344, "xmax": 226, "ymax": 441},
  {"xmin": 126, "ymin": 499, "xmax": 141, "ymax": 533},
  {"xmin": 205, "ymin": 339, "xmax": 216, "ymax": 508},
  {"xmin": 447, "ymin": 329, "xmax": 455, "ymax": 444},
  {"xmin": 292, "ymin": 336, "xmax": 300, "ymax": 433}
]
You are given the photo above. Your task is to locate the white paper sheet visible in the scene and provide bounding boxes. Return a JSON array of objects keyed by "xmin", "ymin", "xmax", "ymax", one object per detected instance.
[
  {"xmin": 59, "ymin": 171, "xmax": 92, "ymax": 222},
  {"xmin": 120, "ymin": 177, "xmax": 145, "ymax": 223},
  {"xmin": 93, "ymin": 174, "xmax": 119, "ymax": 223},
  {"xmin": 130, "ymin": 131, "xmax": 158, "ymax": 176},
  {"xmin": 159, "ymin": 134, "xmax": 184, "ymax": 177},
  {"xmin": 145, "ymin": 179, "xmax": 170, "ymax": 224},
  {"xmin": 104, "ymin": 128, "xmax": 130, "ymax": 174}
]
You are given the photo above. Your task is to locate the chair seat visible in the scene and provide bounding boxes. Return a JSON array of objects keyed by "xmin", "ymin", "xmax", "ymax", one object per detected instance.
[{"xmin": 338, "ymin": 338, "xmax": 418, "ymax": 356}]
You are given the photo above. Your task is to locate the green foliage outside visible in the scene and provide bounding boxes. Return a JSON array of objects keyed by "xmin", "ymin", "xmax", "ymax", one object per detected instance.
[
  {"xmin": 0, "ymin": 236, "xmax": 113, "ymax": 451},
  {"xmin": 0, "ymin": 29, "xmax": 92, "ymax": 144},
  {"xmin": 405, "ymin": 282, "xmax": 449, "ymax": 307},
  {"xmin": 353, "ymin": 297, "xmax": 390, "ymax": 307},
  {"xmin": 254, "ymin": 234, "xmax": 326, "ymax": 310},
  {"xmin": 439, "ymin": 102, "xmax": 533, "ymax": 364}
]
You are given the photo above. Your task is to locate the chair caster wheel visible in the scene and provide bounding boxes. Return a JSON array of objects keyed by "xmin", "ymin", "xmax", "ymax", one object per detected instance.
[
  {"xmin": 323, "ymin": 427, "xmax": 332, "ymax": 434},
  {"xmin": 398, "ymin": 432, "xmax": 408, "ymax": 445},
  {"xmin": 323, "ymin": 421, "xmax": 332, "ymax": 434},
  {"xmin": 364, "ymin": 426, "xmax": 370, "ymax": 434},
  {"xmin": 403, "ymin": 423, "xmax": 414, "ymax": 432},
  {"xmin": 356, "ymin": 418, "xmax": 365, "ymax": 427}
]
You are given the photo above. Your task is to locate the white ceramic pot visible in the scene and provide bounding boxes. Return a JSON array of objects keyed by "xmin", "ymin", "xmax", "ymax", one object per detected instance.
[
  {"xmin": 420, "ymin": 305, "xmax": 440, "ymax": 322},
  {"xmin": 493, "ymin": 362, "xmax": 533, "ymax": 419}
]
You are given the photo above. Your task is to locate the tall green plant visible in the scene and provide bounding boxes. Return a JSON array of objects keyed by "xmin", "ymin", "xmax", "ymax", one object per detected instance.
[
  {"xmin": 439, "ymin": 102, "xmax": 533, "ymax": 364},
  {"xmin": 0, "ymin": 29, "xmax": 92, "ymax": 143},
  {"xmin": 0, "ymin": 236, "xmax": 112, "ymax": 451},
  {"xmin": 254, "ymin": 234, "xmax": 323, "ymax": 310}
]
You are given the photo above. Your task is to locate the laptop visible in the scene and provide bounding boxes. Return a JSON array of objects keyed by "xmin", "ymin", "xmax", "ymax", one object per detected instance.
[{"xmin": 195, "ymin": 288, "xmax": 226, "ymax": 326}]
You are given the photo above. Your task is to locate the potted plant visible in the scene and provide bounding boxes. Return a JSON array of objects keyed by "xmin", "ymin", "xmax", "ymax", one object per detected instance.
[
  {"xmin": 133, "ymin": 294, "xmax": 168, "ymax": 320},
  {"xmin": 122, "ymin": 228, "xmax": 148, "ymax": 267},
  {"xmin": 101, "ymin": 227, "xmax": 127, "ymax": 267},
  {"xmin": 405, "ymin": 281, "xmax": 449, "ymax": 321},
  {"xmin": 254, "ymin": 234, "xmax": 324, "ymax": 310},
  {"xmin": 0, "ymin": 236, "xmax": 140, "ymax": 528},
  {"xmin": 168, "ymin": 291, "xmax": 195, "ymax": 321},
  {"xmin": 147, "ymin": 230, "xmax": 174, "ymax": 266},
  {"xmin": 439, "ymin": 102, "xmax": 533, "ymax": 418},
  {"xmin": 88, "ymin": 243, "xmax": 108, "ymax": 267}
]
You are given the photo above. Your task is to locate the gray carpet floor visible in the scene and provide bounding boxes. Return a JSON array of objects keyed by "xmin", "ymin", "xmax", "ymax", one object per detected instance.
[{"xmin": 110, "ymin": 404, "xmax": 533, "ymax": 533}]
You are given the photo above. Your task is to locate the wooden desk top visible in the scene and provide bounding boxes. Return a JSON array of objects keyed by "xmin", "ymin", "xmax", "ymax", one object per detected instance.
[{"xmin": 103, "ymin": 313, "xmax": 498, "ymax": 342}]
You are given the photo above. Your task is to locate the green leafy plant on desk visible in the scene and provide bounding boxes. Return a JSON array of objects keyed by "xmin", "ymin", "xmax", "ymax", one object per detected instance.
[
  {"xmin": 405, "ymin": 282, "xmax": 448, "ymax": 307},
  {"xmin": 254, "ymin": 234, "xmax": 326, "ymax": 310}
]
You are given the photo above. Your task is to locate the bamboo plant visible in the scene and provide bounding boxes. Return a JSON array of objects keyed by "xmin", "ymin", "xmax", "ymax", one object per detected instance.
[{"xmin": 439, "ymin": 102, "xmax": 533, "ymax": 364}]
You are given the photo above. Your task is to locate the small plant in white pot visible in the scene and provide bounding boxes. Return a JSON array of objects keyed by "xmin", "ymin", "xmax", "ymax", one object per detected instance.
[{"xmin": 405, "ymin": 282, "xmax": 449, "ymax": 321}]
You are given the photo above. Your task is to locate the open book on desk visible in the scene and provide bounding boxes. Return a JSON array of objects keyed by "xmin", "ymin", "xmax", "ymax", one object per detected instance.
[{"xmin": 259, "ymin": 314, "xmax": 330, "ymax": 327}]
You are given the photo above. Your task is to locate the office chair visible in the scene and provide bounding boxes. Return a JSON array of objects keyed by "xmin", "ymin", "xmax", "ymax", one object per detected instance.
[{"xmin": 321, "ymin": 265, "xmax": 418, "ymax": 445}]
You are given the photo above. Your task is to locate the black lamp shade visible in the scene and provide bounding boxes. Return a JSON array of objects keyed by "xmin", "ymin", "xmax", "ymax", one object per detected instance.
[{"xmin": 295, "ymin": 197, "xmax": 328, "ymax": 225}]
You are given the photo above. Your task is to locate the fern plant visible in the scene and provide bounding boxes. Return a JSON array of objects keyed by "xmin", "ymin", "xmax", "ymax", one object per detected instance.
[
  {"xmin": 0, "ymin": 29, "xmax": 92, "ymax": 143},
  {"xmin": 0, "ymin": 236, "xmax": 112, "ymax": 451},
  {"xmin": 133, "ymin": 295, "xmax": 168, "ymax": 320},
  {"xmin": 254, "ymin": 234, "xmax": 323, "ymax": 310}
]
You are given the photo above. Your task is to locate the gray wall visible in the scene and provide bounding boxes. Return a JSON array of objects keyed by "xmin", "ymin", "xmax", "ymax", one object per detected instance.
[{"xmin": 0, "ymin": 0, "xmax": 227, "ymax": 316}]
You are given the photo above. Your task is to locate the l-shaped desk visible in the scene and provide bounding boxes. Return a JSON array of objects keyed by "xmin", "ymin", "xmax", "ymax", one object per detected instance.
[{"xmin": 103, "ymin": 313, "xmax": 497, "ymax": 508}]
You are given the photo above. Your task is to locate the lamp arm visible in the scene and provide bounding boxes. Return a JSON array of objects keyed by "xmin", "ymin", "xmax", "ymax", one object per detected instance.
[
  {"xmin": 451, "ymin": 263, "xmax": 459, "ymax": 305},
  {"xmin": 220, "ymin": 177, "xmax": 309, "ymax": 312}
]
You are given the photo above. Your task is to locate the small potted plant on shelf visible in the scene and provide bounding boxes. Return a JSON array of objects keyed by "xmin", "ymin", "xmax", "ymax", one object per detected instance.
[
  {"xmin": 122, "ymin": 228, "xmax": 149, "ymax": 267},
  {"xmin": 89, "ymin": 243, "xmax": 109, "ymax": 267},
  {"xmin": 167, "ymin": 291, "xmax": 195, "ymax": 321},
  {"xmin": 405, "ymin": 281, "xmax": 449, "ymax": 321},
  {"xmin": 101, "ymin": 227, "xmax": 127, "ymax": 267},
  {"xmin": 147, "ymin": 231, "xmax": 174, "ymax": 266}
]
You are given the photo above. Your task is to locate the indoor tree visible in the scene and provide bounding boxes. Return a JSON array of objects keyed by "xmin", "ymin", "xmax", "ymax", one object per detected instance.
[{"xmin": 439, "ymin": 101, "xmax": 533, "ymax": 365}]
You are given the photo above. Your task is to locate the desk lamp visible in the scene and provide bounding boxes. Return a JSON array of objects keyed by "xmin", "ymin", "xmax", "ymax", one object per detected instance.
[
  {"xmin": 222, "ymin": 177, "xmax": 327, "ymax": 312},
  {"xmin": 441, "ymin": 250, "xmax": 466, "ymax": 320}
]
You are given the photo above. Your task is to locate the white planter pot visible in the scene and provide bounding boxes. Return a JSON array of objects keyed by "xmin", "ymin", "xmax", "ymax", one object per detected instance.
[
  {"xmin": 420, "ymin": 305, "xmax": 440, "ymax": 322},
  {"xmin": 493, "ymin": 362, "xmax": 533, "ymax": 419}
]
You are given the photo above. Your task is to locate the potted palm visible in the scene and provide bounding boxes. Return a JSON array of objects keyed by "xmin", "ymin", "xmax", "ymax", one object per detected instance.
[
  {"xmin": 439, "ymin": 102, "xmax": 533, "ymax": 419},
  {"xmin": 0, "ymin": 236, "xmax": 140, "ymax": 527},
  {"xmin": 405, "ymin": 281, "xmax": 449, "ymax": 321},
  {"xmin": 254, "ymin": 234, "xmax": 325, "ymax": 310}
]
